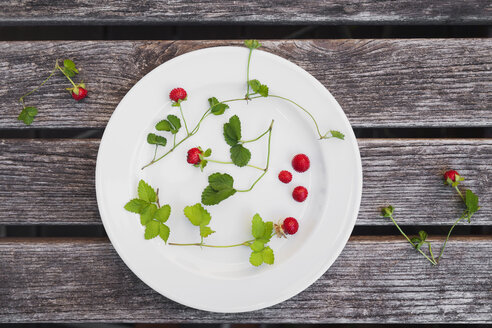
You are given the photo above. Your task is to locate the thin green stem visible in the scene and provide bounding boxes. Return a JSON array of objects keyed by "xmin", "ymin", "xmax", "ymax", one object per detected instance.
[
  {"xmin": 178, "ymin": 103, "xmax": 190, "ymax": 135},
  {"xmin": 245, "ymin": 48, "xmax": 253, "ymax": 98},
  {"xmin": 56, "ymin": 65, "xmax": 77, "ymax": 88},
  {"xmin": 424, "ymin": 241, "xmax": 437, "ymax": 264},
  {"xmin": 151, "ymin": 145, "xmax": 158, "ymax": 162},
  {"xmin": 19, "ymin": 65, "xmax": 58, "ymax": 107},
  {"xmin": 454, "ymin": 185, "xmax": 465, "ymax": 201},
  {"xmin": 268, "ymin": 94, "xmax": 323, "ymax": 139},
  {"xmin": 240, "ymin": 124, "xmax": 270, "ymax": 144},
  {"xmin": 437, "ymin": 212, "xmax": 466, "ymax": 262},
  {"xmin": 236, "ymin": 120, "xmax": 273, "ymax": 192},
  {"xmin": 173, "ymin": 134, "xmax": 176, "ymax": 147},
  {"xmin": 169, "ymin": 239, "xmax": 255, "ymax": 248},
  {"xmin": 388, "ymin": 214, "xmax": 437, "ymax": 265},
  {"xmin": 206, "ymin": 159, "xmax": 265, "ymax": 171}
]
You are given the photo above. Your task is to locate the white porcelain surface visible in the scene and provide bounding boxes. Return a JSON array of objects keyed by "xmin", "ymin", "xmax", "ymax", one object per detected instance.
[{"xmin": 96, "ymin": 46, "xmax": 362, "ymax": 313}]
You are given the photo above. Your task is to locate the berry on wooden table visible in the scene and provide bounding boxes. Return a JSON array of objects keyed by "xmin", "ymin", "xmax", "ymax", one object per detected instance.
[
  {"xmin": 292, "ymin": 186, "xmax": 308, "ymax": 202},
  {"xmin": 169, "ymin": 87, "xmax": 187, "ymax": 103},
  {"xmin": 444, "ymin": 170, "xmax": 459, "ymax": 182},
  {"xmin": 278, "ymin": 170, "xmax": 292, "ymax": 183},
  {"xmin": 187, "ymin": 147, "xmax": 202, "ymax": 165},
  {"xmin": 71, "ymin": 87, "xmax": 88, "ymax": 101},
  {"xmin": 292, "ymin": 154, "xmax": 310, "ymax": 172},
  {"xmin": 282, "ymin": 217, "xmax": 299, "ymax": 235}
]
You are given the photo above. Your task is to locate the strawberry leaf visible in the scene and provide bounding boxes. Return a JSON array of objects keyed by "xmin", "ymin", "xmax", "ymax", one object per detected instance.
[
  {"xmin": 262, "ymin": 247, "xmax": 274, "ymax": 265},
  {"xmin": 124, "ymin": 198, "xmax": 149, "ymax": 214},
  {"xmin": 183, "ymin": 203, "xmax": 211, "ymax": 227},
  {"xmin": 249, "ymin": 251, "xmax": 263, "ymax": 266},
  {"xmin": 138, "ymin": 179, "xmax": 156, "ymax": 203},
  {"xmin": 250, "ymin": 240, "xmax": 264, "ymax": 252},
  {"xmin": 18, "ymin": 107, "xmax": 38, "ymax": 125},
  {"xmin": 330, "ymin": 130, "xmax": 345, "ymax": 140},
  {"xmin": 155, "ymin": 120, "xmax": 172, "ymax": 131},
  {"xmin": 244, "ymin": 40, "xmax": 261, "ymax": 49},
  {"xmin": 159, "ymin": 223, "xmax": 170, "ymax": 243},
  {"xmin": 465, "ymin": 189, "xmax": 479, "ymax": 215},
  {"xmin": 155, "ymin": 205, "xmax": 171, "ymax": 223},
  {"xmin": 230, "ymin": 144, "xmax": 251, "ymax": 167},
  {"xmin": 248, "ymin": 79, "xmax": 261, "ymax": 93},
  {"xmin": 201, "ymin": 185, "xmax": 236, "ymax": 205},
  {"xmin": 167, "ymin": 115, "xmax": 181, "ymax": 134},
  {"xmin": 144, "ymin": 220, "xmax": 160, "ymax": 239},
  {"xmin": 200, "ymin": 225, "xmax": 215, "ymax": 238},
  {"xmin": 147, "ymin": 133, "xmax": 167, "ymax": 146},
  {"xmin": 208, "ymin": 97, "xmax": 229, "ymax": 115},
  {"xmin": 251, "ymin": 214, "xmax": 265, "ymax": 239},
  {"xmin": 140, "ymin": 203, "xmax": 157, "ymax": 225},
  {"xmin": 223, "ymin": 115, "xmax": 241, "ymax": 146},
  {"xmin": 208, "ymin": 172, "xmax": 234, "ymax": 191}
]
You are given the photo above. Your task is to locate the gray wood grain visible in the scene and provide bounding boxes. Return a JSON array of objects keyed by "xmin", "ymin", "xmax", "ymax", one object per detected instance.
[
  {"xmin": 0, "ymin": 0, "xmax": 490, "ymax": 25},
  {"xmin": 0, "ymin": 138, "xmax": 489, "ymax": 225},
  {"xmin": 1, "ymin": 40, "xmax": 491, "ymax": 128},
  {"xmin": 0, "ymin": 236, "xmax": 490, "ymax": 323}
]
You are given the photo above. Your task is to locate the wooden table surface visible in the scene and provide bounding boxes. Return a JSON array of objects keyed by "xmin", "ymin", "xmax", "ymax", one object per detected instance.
[{"xmin": 0, "ymin": 1, "xmax": 491, "ymax": 324}]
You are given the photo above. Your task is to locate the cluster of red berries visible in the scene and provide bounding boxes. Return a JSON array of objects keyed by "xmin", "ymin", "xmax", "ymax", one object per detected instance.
[{"xmin": 278, "ymin": 154, "xmax": 310, "ymax": 202}]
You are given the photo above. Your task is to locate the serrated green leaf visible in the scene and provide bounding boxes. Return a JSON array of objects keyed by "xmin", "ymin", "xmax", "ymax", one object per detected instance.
[
  {"xmin": 249, "ymin": 251, "xmax": 263, "ymax": 266},
  {"xmin": 208, "ymin": 172, "xmax": 234, "ymax": 190},
  {"xmin": 208, "ymin": 97, "xmax": 219, "ymax": 107},
  {"xmin": 18, "ymin": 107, "xmax": 38, "ymax": 125},
  {"xmin": 124, "ymin": 198, "xmax": 149, "ymax": 214},
  {"xmin": 208, "ymin": 97, "xmax": 230, "ymax": 115},
  {"xmin": 155, "ymin": 120, "xmax": 172, "ymax": 131},
  {"xmin": 199, "ymin": 159, "xmax": 208, "ymax": 172},
  {"xmin": 167, "ymin": 114, "xmax": 181, "ymax": 133},
  {"xmin": 201, "ymin": 185, "xmax": 236, "ymax": 205},
  {"xmin": 147, "ymin": 133, "xmax": 167, "ymax": 146},
  {"xmin": 263, "ymin": 221, "xmax": 273, "ymax": 242},
  {"xmin": 204, "ymin": 148, "xmax": 212, "ymax": 157},
  {"xmin": 244, "ymin": 40, "xmax": 261, "ymax": 49},
  {"xmin": 155, "ymin": 205, "xmax": 171, "ymax": 223},
  {"xmin": 258, "ymin": 84, "xmax": 269, "ymax": 97},
  {"xmin": 418, "ymin": 230, "xmax": 428, "ymax": 241},
  {"xmin": 138, "ymin": 180, "xmax": 156, "ymax": 202},
  {"xmin": 330, "ymin": 130, "xmax": 345, "ymax": 140},
  {"xmin": 248, "ymin": 79, "xmax": 261, "ymax": 93},
  {"xmin": 465, "ymin": 189, "xmax": 479, "ymax": 215},
  {"xmin": 144, "ymin": 220, "xmax": 160, "ymax": 239},
  {"xmin": 140, "ymin": 203, "xmax": 157, "ymax": 225},
  {"xmin": 250, "ymin": 240, "xmax": 264, "ymax": 252},
  {"xmin": 251, "ymin": 214, "xmax": 265, "ymax": 239},
  {"xmin": 159, "ymin": 223, "xmax": 170, "ymax": 243},
  {"xmin": 230, "ymin": 144, "xmax": 251, "ymax": 167},
  {"xmin": 262, "ymin": 247, "xmax": 274, "ymax": 265},
  {"xmin": 63, "ymin": 59, "xmax": 78, "ymax": 73},
  {"xmin": 223, "ymin": 115, "xmax": 241, "ymax": 146},
  {"xmin": 183, "ymin": 203, "xmax": 211, "ymax": 226},
  {"xmin": 410, "ymin": 237, "xmax": 421, "ymax": 245},
  {"xmin": 200, "ymin": 225, "xmax": 215, "ymax": 238}
]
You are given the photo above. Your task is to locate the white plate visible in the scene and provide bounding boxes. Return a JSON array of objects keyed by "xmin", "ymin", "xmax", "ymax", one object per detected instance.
[{"xmin": 96, "ymin": 46, "xmax": 362, "ymax": 313}]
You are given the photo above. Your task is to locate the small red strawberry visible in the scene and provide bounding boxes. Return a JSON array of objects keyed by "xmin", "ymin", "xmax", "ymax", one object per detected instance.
[
  {"xmin": 292, "ymin": 186, "xmax": 308, "ymax": 202},
  {"xmin": 282, "ymin": 217, "xmax": 299, "ymax": 235},
  {"xmin": 169, "ymin": 87, "xmax": 187, "ymax": 103},
  {"xmin": 278, "ymin": 170, "xmax": 292, "ymax": 183},
  {"xmin": 444, "ymin": 170, "xmax": 459, "ymax": 182},
  {"xmin": 187, "ymin": 147, "xmax": 202, "ymax": 165},
  {"xmin": 292, "ymin": 154, "xmax": 310, "ymax": 172},
  {"xmin": 71, "ymin": 87, "xmax": 88, "ymax": 101}
]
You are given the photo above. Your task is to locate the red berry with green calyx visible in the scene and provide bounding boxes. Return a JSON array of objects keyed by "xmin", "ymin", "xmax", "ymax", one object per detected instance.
[
  {"xmin": 292, "ymin": 154, "xmax": 310, "ymax": 172},
  {"xmin": 278, "ymin": 170, "xmax": 292, "ymax": 183},
  {"xmin": 292, "ymin": 186, "xmax": 308, "ymax": 202},
  {"xmin": 444, "ymin": 170, "xmax": 459, "ymax": 182},
  {"xmin": 282, "ymin": 217, "xmax": 299, "ymax": 235},
  {"xmin": 187, "ymin": 147, "xmax": 202, "ymax": 165},
  {"xmin": 69, "ymin": 84, "xmax": 88, "ymax": 101},
  {"xmin": 169, "ymin": 87, "xmax": 187, "ymax": 102}
]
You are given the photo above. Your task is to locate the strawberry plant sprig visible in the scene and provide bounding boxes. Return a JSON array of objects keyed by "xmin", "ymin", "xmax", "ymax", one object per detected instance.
[
  {"xmin": 201, "ymin": 119, "xmax": 274, "ymax": 205},
  {"xmin": 187, "ymin": 147, "xmax": 265, "ymax": 172},
  {"xmin": 124, "ymin": 180, "xmax": 172, "ymax": 243},
  {"xmin": 18, "ymin": 59, "xmax": 88, "ymax": 125},
  {"xmin": 381, "ymin": 170, "xmax": 480, "ymax": 265}
]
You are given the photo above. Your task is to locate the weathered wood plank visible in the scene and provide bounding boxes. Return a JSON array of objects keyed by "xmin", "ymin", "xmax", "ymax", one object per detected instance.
[
  {"xmin": 0, "ymin": 138, "xmax": 489, "ymax": 225},
  {"xmin": 0, "ymin": 236, "xmax": 490, "ymax": 323},
  {"xmin": 1, "ymin": 40, "xmax": 490, "ymax": 128},
  {"xmin": 0, "ymin": 0, "xmax": 490, "ymax": 25}
]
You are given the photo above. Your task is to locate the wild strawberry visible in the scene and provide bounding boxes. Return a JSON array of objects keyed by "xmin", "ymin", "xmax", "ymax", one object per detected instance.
[
  {"xmin": 278, "ymin": 170, "xmax": 292, "ymax": 183},
  {"xmin": 444, "ymin": 170, "xmax": 459, "ymax": 182},
  {"xmin": 187, "ymin": 147, "xmax": 202, "ymax": 165},
  {"xmin": 71, "ymin": 87, "xmax": 88, "ymax": 101},
  {"xmin": 292, "ymin": 154, "xmax": 310, "ymax": 172},
  {"xmin": 282, "ymin": 217, "xmax": 299, "ymax": 235},
  {"xmin": 169, "ymin": 87, "xmax": 187, "ymax": 103},
  {"xmin": 292, "ymin": 186, "xmax": 308, "ymax": 202}
]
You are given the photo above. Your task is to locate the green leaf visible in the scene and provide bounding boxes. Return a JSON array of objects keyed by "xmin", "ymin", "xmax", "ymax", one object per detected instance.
[
  {"xmin": 155, "ymin": 120, "xmax": 172, "ymax": 131},
  {"xmin": 201, "ymin": 185, "xmax": 236, "ymax": 206},
  {"xmin": 262, "ymin": 247, "xmax": 274, "ymax": 265},
  {"xmin": 410, "ymin": 237, "xmax": 421, "ymax": 245},
  {"xmin": 140, "ymin": 203, "xmax": 157, "ymax": 225},
  {"xmin": 244, "ymin": 40, "xmax": 261, "ymax": 49},
  {"xmin": 208, "ymin": 172, "xmax": 234, "ymax": 191},
  {"xmin": 200, "ymin": 225, "xmax": 215, "ymax": 238},
  {"xmin": 330, "ymin": 130, "xmax": 345, "ymax": 140},
  {"xmin": 124, "ymin": 198, "xmax": 149, "ymax": 214},
  {"xmin": 223, "ymin": 115, "xmax": 242, "ymax": 146},
  {"xmin": 257, "ymin": 84, "xmax": 269, "ymax": 97},
  {"xmin": 251, "ymin": 214, "xmax": 265, "ymax": 239},
  {"xmin": 183, "ymin": 203, "xmax": 211, "ymax": 226},
  {"xmin": 155, "ymin": 205, "xmax": 171, "ymax": 223},
  {"xmin": 204, "ymin": 148, "xmax": 212, "ymax": 157},
  {"xmin": 147, "ymin": 133, "xmax": 167, "ymax": 146},
  {"xmin": 230, "ymin": 144, "xmax": 251, "ymax": 167},
  {"xmin": 208, "ymin": 97, "xmax": 230, "ymax": 115},
  {"xmin": 248, "ymin": 79, "xmax": 261, "ymax": 93},
  {"xmin": 262, "ymin": 221, "xmax": 273, "ymax": 242},
  {"xmin": 167, "ymin": 114, "xmax": 181, "ymax": 134},
  {"xmin": 63, "ymin": 59, "xmax": 78, "ymax": 74},
  {"xmin": 144, "ymin": 220, "xmax": 160, "ymax": 239},
  {"xmin": 249, "ymin": 251, "xmax": 263, "ymax": 266},
  {"xmin": 159, "ymin": 223, "xmax": 170, "ymax": 243},
  {"xmin": 199, "ymin": 159, "xmax": 208, "ymax": 172},
  {"xmin": 138, "ymin": 180, "xmax": 156, "ymax": 202},
  {"xmin": 18, "ymin": 107, "xmax": 38, "ymax": 125},
  {"xmin": 465, "ymin": 189, "xmax": 479, "ymax": 215},
  {"xmin": 381, "ymin": 205, "xmax": 394, "ymax": 217},
  {"xmin": 250, "ymin": 240, "xmax": 264, "ymax": 252},
  {"xmin": 418, "ymin": 230, "xmax": 428, "ymax": 242}
]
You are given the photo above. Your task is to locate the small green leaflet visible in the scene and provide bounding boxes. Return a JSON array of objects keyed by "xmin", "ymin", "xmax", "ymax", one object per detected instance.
[
  {"xmin": 156, "ymin": 114, "xmax": 181, "ymax": 134},
  {"xmin": 251, "ymin": 214, "xmax": 273, "ymax": 243},
  {"xmin": 230, "ymin": 144, "xmax": 251, "ymax": 167},
  {"xmin": 138, "ymin": 180, "xmax": 156, "ymax": 202},
  {"xmin": 208, "ymin": 97, "xmax": 230, "ymax": 115},
  {"xmin": 465, "ymin": 189, "xmax": 480, "ymax": 221},
  {"xmin": 201, "ymin": 173, "xmax": 236, "ymax": 205},
  {"xmin": 244, "ymin": 40, "xmax": 261, "ymax": 49},
  {"xmin": 145, "ymin": 220, "xmax": 160, "ymax": 239},
  {"xmin": 147, "ymin": 133, "xmax": 167, "ymax": 146},
  {"xmin": 381, "ymin": 205, "xmax": 394, "ymax": 217},
  {"xmin": 410, "ymin": 230, "xmax": 428, "ymax": 250},
  {"xmin": 248, "ymin": 79, "xmax": 269, "ymax": 97},
  {"xmin": 140, "ymin": 203, "xmax": 157, "ymax": 225},
  {"xmin": 18, "ymin": 107, "xmax": 38, "ymax": 125},
  {"xmin": 329, "ymin": 130, "xmax": 345, "ymax": 140},
  {"xmin": 183, "ymin": 203, "xmax": 215, "ymax": 238},
  {"xmin": 62, "ymin": 59, "xmax": 79, "ymax": 77},
  {"xmin": 124, "ymin": 198, "xmax": 149, "ymax": 213},
  {"xmin": 223, "ymin": 115, "xmax": 242, "ymax": 146},
  {"xmin": 155, "ymin": 205, "xmax": 171, "ymax": 223},
  {"xmin": 249, "ymin": 214, "xmax": 275, "ymax": 266}
]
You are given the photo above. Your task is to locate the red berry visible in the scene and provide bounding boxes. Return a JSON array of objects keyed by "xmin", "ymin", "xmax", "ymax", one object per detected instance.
[
  {"xmin": 282, "ymin": 217, "xmax": 299, "ymax": 235},
  {"xmin": 71, "ymin": 87, "xmax": 88, "ymax": 101},
  {"xmin": 187, "ymin": 147, "xmax": 202, "ymax": 165},
  {"xmin": 292, "ymin": 186, "xmax": 308, "ymax": 202},
  {"xmin": 444, "ymin": 170, "xmax": 459, "ymax": 182},
  {"xmin": 278, "ymin": 170, "xmax": 292, "ymax": 183},
  {"xmin": 169, "ymin": 87, "xmax": 187, "ymax": 102},
  {"xmin": 292, "ymin": 154, "xmax": 310, "ymax": 172}
]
